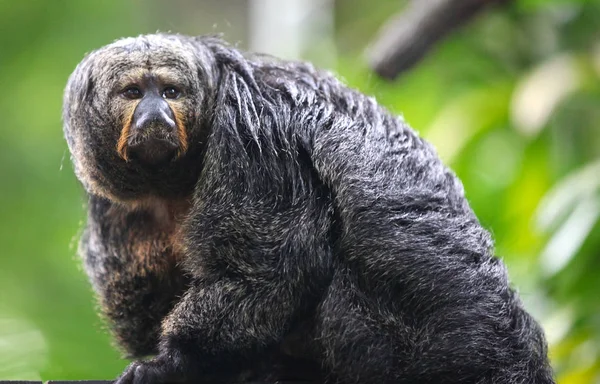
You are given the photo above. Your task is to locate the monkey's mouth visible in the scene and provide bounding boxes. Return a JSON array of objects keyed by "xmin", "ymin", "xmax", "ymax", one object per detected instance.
[
  {"xmin": 127, "ymin": 134, "xmax": 180, "ymax": 165},
  {"xmin": 116, "ymin": 113, "xmax": 189, "ymax": 165}
]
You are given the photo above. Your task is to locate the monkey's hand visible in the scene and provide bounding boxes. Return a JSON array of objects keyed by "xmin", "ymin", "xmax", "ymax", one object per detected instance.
[{"xmin": 115, "ymin": 353, "xmax": 194, "ymax": 384}]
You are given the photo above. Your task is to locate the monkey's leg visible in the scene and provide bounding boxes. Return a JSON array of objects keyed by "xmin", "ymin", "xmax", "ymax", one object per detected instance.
[
  {"xmin": 82, "ymin": 196, "xmax": 189, "ymax": 358},
  {"xmin": 317, "ymin": 268, "xmax": 409, "ymax": 384},
  {"xmin": 316, "ymin": 209, "xmax": 554, "ymax": 384},
  {"xmin": 115, "ymin": 277, "xmax": 313, "ymax": 384},
  {"xmin": 318, "ymin": 268, "xmax": 553, "ymax": 384}
]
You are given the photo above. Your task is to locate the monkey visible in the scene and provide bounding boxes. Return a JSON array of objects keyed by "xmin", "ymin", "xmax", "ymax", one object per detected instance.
[{"xmin": 62, "ymin": 34, "xmax": 555, "ymax": 384}]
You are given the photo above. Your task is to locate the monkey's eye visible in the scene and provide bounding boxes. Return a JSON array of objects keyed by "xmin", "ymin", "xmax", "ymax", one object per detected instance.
[
  {"xmin": 122, "ymin": 87, "xmax": 143, "ymax": 100},
  {"xmin": 162, "ymin": 87, "xmax": 181, "ymax": 99}
]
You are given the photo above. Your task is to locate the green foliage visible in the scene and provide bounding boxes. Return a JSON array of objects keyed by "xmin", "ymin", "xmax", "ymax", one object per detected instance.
[{"xmin": 0, "ymin": 0, "xmax": 598, "ymax": 382}]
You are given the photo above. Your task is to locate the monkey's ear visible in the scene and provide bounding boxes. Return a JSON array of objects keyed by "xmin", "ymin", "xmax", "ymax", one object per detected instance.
[
  {"xmin": 63, "ymin": 53, "xmax": 96, "ymax": 152},
  {"xmin": 65, "ymin": 56, "xmax": 95, "ymax": 108}
]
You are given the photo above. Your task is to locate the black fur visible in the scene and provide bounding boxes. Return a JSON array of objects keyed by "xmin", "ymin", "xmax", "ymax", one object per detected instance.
[{"xmin": 63, "ymin": 34, "xmax": 555, "ymax": 384}]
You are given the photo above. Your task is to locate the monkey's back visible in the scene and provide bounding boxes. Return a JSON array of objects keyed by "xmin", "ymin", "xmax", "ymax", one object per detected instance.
[{"xmin": 200, "ymin": 53, "xmax": 552, "ymax": 383}]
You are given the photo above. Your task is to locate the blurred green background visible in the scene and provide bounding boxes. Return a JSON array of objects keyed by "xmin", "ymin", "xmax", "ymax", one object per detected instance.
[{"xmin": 0, "ymin": 0, "xmax": 599, "ymax": 382}]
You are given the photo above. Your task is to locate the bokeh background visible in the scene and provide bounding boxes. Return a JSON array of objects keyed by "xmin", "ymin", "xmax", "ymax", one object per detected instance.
[{"xmin": 0, "ymin": 0, "xmax": 599, "ymax": 382}]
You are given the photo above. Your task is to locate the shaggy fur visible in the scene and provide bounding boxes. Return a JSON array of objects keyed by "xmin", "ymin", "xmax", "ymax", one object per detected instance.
[{"xmin": 63, "ymin": 34, "xmax": 555, "ymax": 384}]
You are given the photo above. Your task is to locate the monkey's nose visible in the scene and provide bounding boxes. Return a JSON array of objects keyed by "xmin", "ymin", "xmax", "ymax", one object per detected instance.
[
  {"xmin": 132, "ymin": 97, "xmax": 177, "ymax": 133},
  {"xmin": 128, "ymin": 96, "xmax": 179, "ymax": 165}
]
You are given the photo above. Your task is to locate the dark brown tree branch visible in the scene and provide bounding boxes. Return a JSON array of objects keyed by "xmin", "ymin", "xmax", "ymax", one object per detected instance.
[{"xmin": 365, "ymin": 0, "xmax": 513, "ymax": 80}]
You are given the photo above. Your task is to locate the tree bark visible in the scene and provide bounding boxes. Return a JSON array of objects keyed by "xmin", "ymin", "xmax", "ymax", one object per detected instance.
[{"xmin": 365, "ymin": 0, "xmax": 513, "ymax": 80}]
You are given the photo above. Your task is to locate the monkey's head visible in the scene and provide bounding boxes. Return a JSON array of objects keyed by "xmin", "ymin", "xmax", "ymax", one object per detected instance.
[{"xmin": 63, "ymin": 34, "xmax": 219, "ymax": 202}]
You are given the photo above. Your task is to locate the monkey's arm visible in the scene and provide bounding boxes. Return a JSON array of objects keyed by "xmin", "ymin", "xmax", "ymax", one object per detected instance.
[
  {"xmin": 81, "ymin": 196, "xmax": 189, "ymax": 358},
  {"xmin": 118, "ymin": 196, "xmax": 332, "ymax": 383}
]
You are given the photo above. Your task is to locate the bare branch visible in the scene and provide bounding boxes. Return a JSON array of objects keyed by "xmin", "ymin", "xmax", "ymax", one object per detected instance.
[{"xmin": 365, "ymin": 0, "xmax": 513, "ymax": 80}]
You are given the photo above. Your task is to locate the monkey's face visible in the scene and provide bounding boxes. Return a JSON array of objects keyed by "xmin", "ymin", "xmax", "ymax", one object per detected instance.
[
  {"xmin": 113, "ymin": 68, "xmax": 189, "ymax": 165},
  {"xmin": 63, "ymin": 35, "xmax": 217, "ymax": 201}
]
